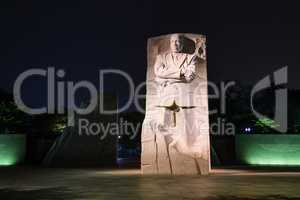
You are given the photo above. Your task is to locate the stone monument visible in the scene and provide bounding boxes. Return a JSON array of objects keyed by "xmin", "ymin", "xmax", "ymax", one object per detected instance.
[{"xmin": 141, "ymin": 33, "xmax": 210, "ymax": 175}]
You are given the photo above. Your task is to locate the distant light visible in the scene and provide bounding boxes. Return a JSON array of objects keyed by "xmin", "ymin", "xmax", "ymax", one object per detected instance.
[
  {"xmin": 236, "ymin": 134, "xmax": 300, "ymax": 166},
  {"xmin": 118, "ymin": 136, "xmax": 122, "ymax": 139},
  {"xmin": 0, "ymin": 135, "xmax": 26, "ymax": 166},
  {"xmin": 0, "ymin": 160, "xmax": 16, "ymax": 166},
  {"xmin": 244, "ymin": 127, "xmax": 251, "ymax": 133}
]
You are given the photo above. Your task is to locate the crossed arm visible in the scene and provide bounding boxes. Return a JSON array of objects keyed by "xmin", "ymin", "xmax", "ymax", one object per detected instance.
[
  {"xmin": 154, "ymin": 55, "xmax": 181, "ymax": 79},
  {"xmin": 154, "ymin": 54, "xmax": 197, "ymax": 82}
]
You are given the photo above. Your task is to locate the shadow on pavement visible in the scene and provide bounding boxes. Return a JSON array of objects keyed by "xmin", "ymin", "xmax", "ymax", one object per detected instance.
[
  {"xmin": 202, "ymin": 195, "xmax": 300, "ymax": 200},
  {"xmin": 0, "ymin": 187, "xmax": 80, "ymax": 200}
]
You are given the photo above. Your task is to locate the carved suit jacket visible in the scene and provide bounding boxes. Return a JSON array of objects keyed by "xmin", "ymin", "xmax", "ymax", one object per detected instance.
[{"xmin": 154, "ymin": 52, "xmax": 200, "ymax": 107}]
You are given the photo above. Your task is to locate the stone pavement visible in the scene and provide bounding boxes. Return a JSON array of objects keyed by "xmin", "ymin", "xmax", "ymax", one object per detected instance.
[{"xmin": 0, "ymin": 167, "xmax": 300, "ymax": 199}]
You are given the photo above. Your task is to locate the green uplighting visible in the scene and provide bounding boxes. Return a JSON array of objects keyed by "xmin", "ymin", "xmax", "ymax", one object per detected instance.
[
  {"xmin": 236, "ymin": 134, "xmax": 300, "ymax": 166},
  {"xmin": 0, "ymin": 134, "xmax": 26, "ymax": 166}
]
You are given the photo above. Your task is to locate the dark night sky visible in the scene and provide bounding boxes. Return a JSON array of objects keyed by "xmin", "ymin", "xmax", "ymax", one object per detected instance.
[{"xmin": 0, "ymin": 1, "xmax": 299, "ymax": 108}]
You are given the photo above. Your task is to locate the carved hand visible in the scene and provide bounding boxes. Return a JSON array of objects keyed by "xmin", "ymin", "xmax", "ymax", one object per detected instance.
[{"xmin": 185, "ymin": 69, "xmax": 196, "ymax": 82}]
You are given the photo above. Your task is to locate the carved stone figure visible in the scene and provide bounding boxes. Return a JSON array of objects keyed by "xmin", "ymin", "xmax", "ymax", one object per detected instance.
[{"xmin": 141, "ymin": 33, "xmax": 210, "ymax": 175}]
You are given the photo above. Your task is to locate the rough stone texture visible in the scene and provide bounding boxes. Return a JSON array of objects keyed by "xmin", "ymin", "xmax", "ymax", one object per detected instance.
[
  {"xmin": 43, "ymin": 94, "xmax": 117, "ymax": 167},
  {"xmin": 141, "ymin": 33, "xmax": 210, "ymax": 175}
]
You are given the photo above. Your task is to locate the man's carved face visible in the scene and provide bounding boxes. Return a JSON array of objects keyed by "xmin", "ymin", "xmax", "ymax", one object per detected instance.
[{"xmin": 170, "ymin": 34, "xmax": 184, "ymax": 53}]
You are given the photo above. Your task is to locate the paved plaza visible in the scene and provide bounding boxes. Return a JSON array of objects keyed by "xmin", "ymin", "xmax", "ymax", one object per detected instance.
[{"xmin": 0, "ymin": 167, "xmax": 300, "ymax": 199}]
